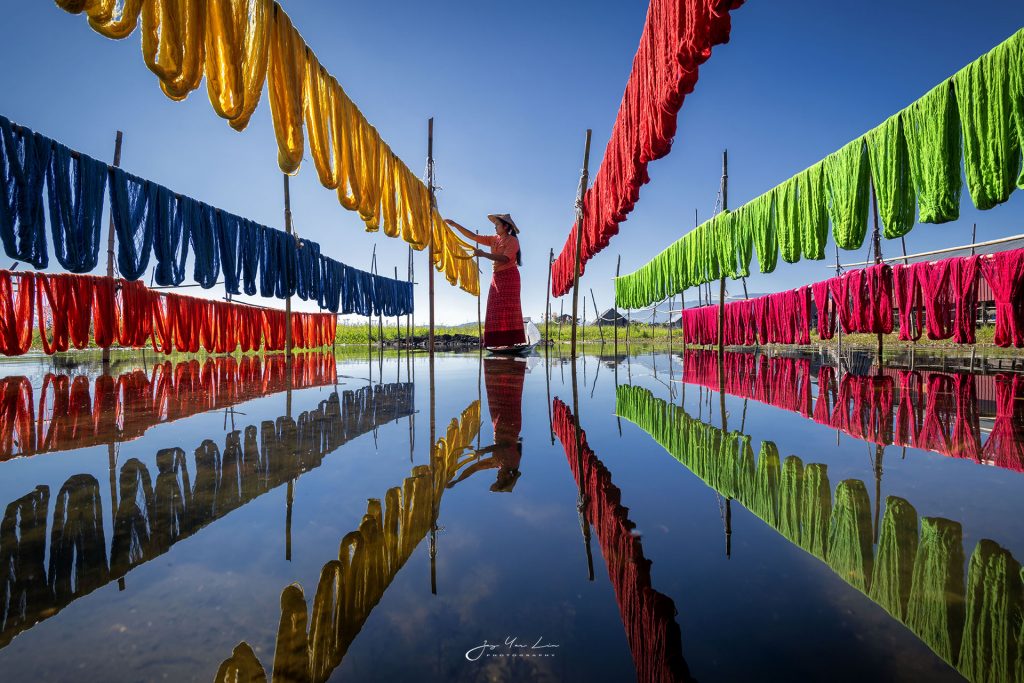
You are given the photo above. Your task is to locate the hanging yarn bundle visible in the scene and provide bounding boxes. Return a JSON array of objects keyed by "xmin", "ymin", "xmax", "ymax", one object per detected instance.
[
  {"xmin": 53, "ymin": 0, "xmax": 478, "ymax": 294},
  {"xmin": 549, "ymin": 0, "xmax": 744, "ymax": 296}
]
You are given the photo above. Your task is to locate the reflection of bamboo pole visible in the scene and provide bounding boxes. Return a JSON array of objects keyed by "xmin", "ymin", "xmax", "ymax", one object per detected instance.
[
  {"xmin": 873, "ymin": 444, "xmax": 884, "ymax": 543},
  {"xmin": 102, "ymin": 131, "xmax": 123, "ymax": 372},
  {"xmin": 570, "ymin": 343, "xmax": 594, "ymax": 581}
]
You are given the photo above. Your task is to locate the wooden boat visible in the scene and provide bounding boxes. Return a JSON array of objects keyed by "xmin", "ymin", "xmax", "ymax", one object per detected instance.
[{"xmin": 486, "ymin": 320, "xmax": 541, "ymax": 356}]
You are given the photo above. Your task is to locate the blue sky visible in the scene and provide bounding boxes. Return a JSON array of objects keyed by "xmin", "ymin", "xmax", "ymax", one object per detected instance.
[{"xmin": 2, "ymin": 1, "xmax": 1022, "ymax": 324}]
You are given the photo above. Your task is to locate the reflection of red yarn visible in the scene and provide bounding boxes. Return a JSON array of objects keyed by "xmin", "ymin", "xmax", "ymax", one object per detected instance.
[
  {"xmin": 683, "ymin": 350, "xmax": 1024, "ymax": 472},
  {"xmin": 0, "ymin": 353, "xmax": 337, "ymax": 461},
  {"xmin": 3, "ymin": 270, "xmax": 336, "ymax": 357},
  {"xmin": 551, "ymin": 0, "xmax": 743, "ymax": 297},
  {"xmin": 553, "ymin": 399, "xmax": 691, "ymax": 683}
]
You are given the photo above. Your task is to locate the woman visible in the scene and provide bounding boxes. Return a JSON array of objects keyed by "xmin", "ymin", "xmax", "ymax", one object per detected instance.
[{"xmin": 446, "ymin": 214, "xmax": 526, "ymax": 348}]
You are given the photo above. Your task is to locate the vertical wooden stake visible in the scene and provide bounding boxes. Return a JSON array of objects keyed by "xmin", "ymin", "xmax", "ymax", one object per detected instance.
[
  {"xmin": 102, "ymin": 130, "xmax": 123, "ymax": 372},
  {"xmin": 427, "ymin": 118, "xmax": 436, "ymax": 357},
  {"xmin": 546, "ymin": 248, "xmax": 553, "ymax": 345},
  {"xmin": 395, "ymin": 266, "xmax": 401, "ymax": 343},
  {"xmin": 614, "ymin": 255, "xmax": 620, "ymax": 355},
  {"xmin": 283, "ymin": 173, "xmax": 294, "ymax": 363},
  {"xmin": 476, "ymin": 230, "xmax": 483, "ymax": 347},
  {"xmin": 717, "ymin": 150, "xmax": 728, "ymax": 393},
  {"xmin": 570, "ymin": 129, "xmax": 593, "ymax": 359},
  {"xmin": 871, "ymin": 180, "xmax": 883, "ymax": 369},
  {"xmin": 590, "ymin": 288, "xmax": 604, "ymax": 344}
]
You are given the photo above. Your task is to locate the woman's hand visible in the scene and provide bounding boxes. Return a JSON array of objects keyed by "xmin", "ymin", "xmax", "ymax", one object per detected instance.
[
  {"xmin": 473, "ymin": 248, "xmax": 487, "ymax": 258},
  {"xmin": 445, "ymin": 219, "xmax": 463, "ymax": 230}
]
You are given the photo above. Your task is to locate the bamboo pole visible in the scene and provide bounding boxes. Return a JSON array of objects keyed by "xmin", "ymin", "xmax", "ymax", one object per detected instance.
[
  {"xmin": 426, "ymin": 117, "xmax": 438, "ymax": 592},
  {"xmin": 590, "ymin": 288, "xmax": 604, "ymax": 344},
  {"xmin": 368, "ymin": 245, "xmax": 376, "ymax": 351},
  {"xmin": 283, "ymin": 173, "xmax": 294, "ymax": 362},
  {"xmin": 570, "ymin": 129, "xmax": 593, "ymax": 359},
  {"xmin": 870, "ymin": 180, "xmax": 884, "ymax": 369},
  {"xmin": 558, "ymin": 300, "xmax": 564, "ymax": 342},
  {"xmin": 614, "ymin": 255, "xmax": 620, "ymax": 355},
  {"xmin": 546, "ymin": 248, "xmax": 553, "ymax": 344},
  {"xmin": 101, "ymin": 130, "xmax": 123, "ymax": 372},
  {"xmin": 427, "ymin": 118, "xmax": 436, "ymax": 357},
  {"xmin": 717, "ymin": 150, "xmax": 728, "ymax": 391},
  {"xmin": 395, "ymin": 266, "xmax": 401, "ymax": 343},
  {"xmin": 476, "ymin": 230, "xmax": 483, "ymax": 347}
]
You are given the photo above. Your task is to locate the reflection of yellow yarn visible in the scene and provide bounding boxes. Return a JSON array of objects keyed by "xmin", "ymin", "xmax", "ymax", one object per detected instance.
[
  {"xmin": 217, "ymin": 400, "xmax": 481, "ymax": 682},
  {"xmin": 55, "ymin": 0, "xmax": 479, "ymax": 295}
]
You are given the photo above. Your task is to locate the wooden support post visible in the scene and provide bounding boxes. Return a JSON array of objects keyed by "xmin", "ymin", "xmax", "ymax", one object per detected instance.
[
  {"xmin": 570, "ymin": 129, "xmax": 593, "ymax": 359},
  {"xmin": 558, "ymin": 300, "xmax": 564, "ymax": 342},
  {"xmin": 403, "ymin": 245, "xmax": 411, "ymax": 342},
  {"xmin": 590, "ymin": 288, "xmax": 604, "ymax": 344},
  {"xmin": 395, "ymin": 266, "xmax": 401, "ymax": 343},
  {"xmin": 476, "ymin": 231, "xmax": 483, "ymax": 347},
  {"xmin": 426, "ymin": 116, "xmax": 438, "ymax": 592},
  {"xmin": 427, "ymin": 118, "xmax": 436, "ymax": 357},
  {"xmin": 283, "ymin": 173, "xmax": 294, "ymax": 363},
  {"xmin": 871, "ymin": 180, "xmax": 884, "ymax": 369},
  {"xmin": 626, "ymin": 306, "xmax": 631, "ymax": 346},
  {"xmin": 368, "ymin": 245, "xmax": 376, "ymax": 350},
  {"xmin": 614, "ymin": 255, "xmax": 620, "ymax": 355},
  {"xmin": 546, "ymin": 248, "xmax": 553, "ymax": 345},
  {"xmin": 102, "ymin": 131, "xmax": 123, "ymax": 372},
  {"xmin": 718, "ymin": 150, "xmax": 728, "ymax": 389}
]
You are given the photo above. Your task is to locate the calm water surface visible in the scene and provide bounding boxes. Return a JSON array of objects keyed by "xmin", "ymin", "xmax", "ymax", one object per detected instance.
[{"xmin": 0, "ymin": 348, "xmax": 1021, "ymax": 682}]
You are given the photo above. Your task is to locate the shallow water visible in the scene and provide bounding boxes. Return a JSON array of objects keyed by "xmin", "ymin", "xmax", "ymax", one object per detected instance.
[{"xmin": 0, "ymin": 348, "xmax": 1021, "ymax": 682}]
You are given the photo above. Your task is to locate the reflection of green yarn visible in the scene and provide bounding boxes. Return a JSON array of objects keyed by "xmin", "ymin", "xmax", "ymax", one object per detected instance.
[
  {"xmin": 827, "ymin": 479, "xmax": 874, "ymax": 593},
  {"xmin": 778, "ymin": 456, "xmax": 803, "ymax": 544},
  {"xmin": 868, "ymin": 496, "xmax": 919, "ymax": 620},
  {"xmin": 734, "ymin": 436, "xmax": 757, "ymax": 510},
  {"xmin": 957, "ymin": 539, "xmax": 1022, "ymax": 683},
  {"xmin": 907, "ymin": 517, "xmax": 966, "ymax": 665},
  {"xmin": 750, "ymin": 443, "xmax": 781, "ymax": 528},
  {"xmin": 799, "ymin": 464, "xmax": 832, "ymax": 561}
]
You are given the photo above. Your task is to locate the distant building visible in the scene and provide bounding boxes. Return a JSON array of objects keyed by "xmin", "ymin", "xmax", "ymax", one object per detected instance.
[{"xmin": 597, "ymin": 308, "xmax": 629, "ymax": 327}]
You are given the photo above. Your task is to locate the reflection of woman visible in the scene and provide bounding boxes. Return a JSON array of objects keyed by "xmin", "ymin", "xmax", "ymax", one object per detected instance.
[
  {"xmin": 446, "ymin": 214, "xmax": 526, "ymax": 348},
  {"xmin": 448, "ymin": 357, "xmax": 527, "ymax": 492}
]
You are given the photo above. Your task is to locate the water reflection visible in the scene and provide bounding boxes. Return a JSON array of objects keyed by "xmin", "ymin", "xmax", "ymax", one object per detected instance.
[
  {"xmin": 553, "ymin": 398, "xmax": 692, "ymax": 683},
  {"xmin": 617, "ymin": 383, "xmax": 1022, "ymax": 683},
  {"xmin": 215, "ymin": 400, "xmax": 481, "ymax": 682},
  {"xmin": 0, "ymin": 354, "xmax": 338, "ymax": 460},
  {"xmin": 0, "ymin": 374, "xmax": 414, "ymax": 649},
  {"xmin": 449, "ymin": 358, "xmax": 526, "ymax": 493},
  {"xmin": 679, "ymin": 349, "xmax": 1024, "ymax": 472}
]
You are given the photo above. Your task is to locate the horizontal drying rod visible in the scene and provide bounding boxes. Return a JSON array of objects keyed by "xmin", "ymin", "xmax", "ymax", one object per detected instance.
[{"xmin": 834, "ymin": 233, "xmax": 1024, "ymax": 269}]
